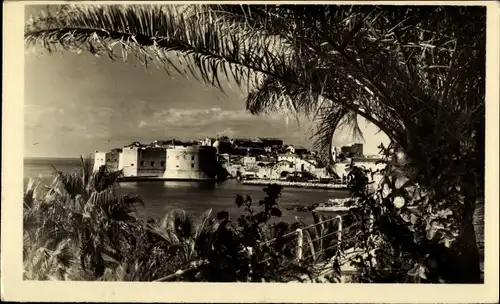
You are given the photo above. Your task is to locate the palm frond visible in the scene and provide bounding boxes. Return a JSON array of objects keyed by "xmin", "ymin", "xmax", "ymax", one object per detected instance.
[
  {"xmin": 26, "ymin": 5, "xmax": 277, "ymax": 90},
  {"xmin": 25, "ymin": 5, "xmax": 397, "ymax": 144},
  {"xmin": 52, "ymin": 169, "xmax": 85, "ymax": 199},
  {"xmin": 193, "ymin": 209, "xmax": 219, "ymax": 255},
  {"xmin": 91, "ymin": 165, "xmax": 123, "ymax": 192}
]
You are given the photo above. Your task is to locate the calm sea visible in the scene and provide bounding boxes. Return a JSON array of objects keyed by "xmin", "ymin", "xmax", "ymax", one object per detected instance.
[{"xmin": 23, "ymin": 158, "xmax": 350, "ymax": 224}]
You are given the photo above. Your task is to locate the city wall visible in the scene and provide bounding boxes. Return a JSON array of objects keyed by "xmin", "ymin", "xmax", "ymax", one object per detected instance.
[
  {"xmin": 163, "ymin": 146, "xmax": 217, "ymax": 180},
  {"xmin": 102, "ymin": 145, "xmax": 218, "ymax": 180}
]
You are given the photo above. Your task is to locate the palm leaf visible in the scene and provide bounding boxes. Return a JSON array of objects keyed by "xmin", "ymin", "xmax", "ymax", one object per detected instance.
[
  {"xmin": 25, "ymin": 5, "xmax": 406, "ymax": 152},
  {"xmin": 194, "ymin": 209, "xmax": 218, "ymax": 244}
]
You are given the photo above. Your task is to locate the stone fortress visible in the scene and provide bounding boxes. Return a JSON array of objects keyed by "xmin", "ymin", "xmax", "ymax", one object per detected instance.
[
  {"xmin": 93, "ymin": 137, "xmax": 382, "ymax": 182},
  {"xmin": 93, "ymin": 140, "xmax": 219, "ymax": 181}
]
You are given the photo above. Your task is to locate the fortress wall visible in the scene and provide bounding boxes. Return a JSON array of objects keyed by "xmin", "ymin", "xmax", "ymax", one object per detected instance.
[
  {"xmin": 118, "ymin": 147, "xmax": 138, "ymax": 177},
  {"xmin": 163, "ymin": 146, "xmax": 217, "ymax": 180},
  {"xmin": 105, "ymin": 151, "xmax": 120, "ymax": 171},
  {"xmin": 93, "ymin": 152, "xmax": 107, "ymax": 171},
  {"xmin": 137, "ymin": 148, "xmax": 166, "ymax": 177}
]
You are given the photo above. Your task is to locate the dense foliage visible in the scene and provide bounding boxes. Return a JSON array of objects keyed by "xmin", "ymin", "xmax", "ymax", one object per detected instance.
[
  {"xmin": 343, "ymin": 144, "xmax": 484, "ymax": 283},
  {"xmin": 24, "ymin": 161, "xmax": 324, "ymax": 282}
]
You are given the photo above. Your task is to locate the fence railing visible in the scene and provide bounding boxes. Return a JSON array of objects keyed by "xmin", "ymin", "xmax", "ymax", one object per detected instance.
[
  {"xmin": 253, "ymin": 215, "xmax": 344, "ymax": 265},
  {"xmin": 154, "ymin": 212, "xmax": 368, "ymax": 282}
]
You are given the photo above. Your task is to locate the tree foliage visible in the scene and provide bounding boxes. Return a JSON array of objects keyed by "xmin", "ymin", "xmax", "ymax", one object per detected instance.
[{"xmin": 344, "ymin": 143, "xmax": 483, "ymax": 283}]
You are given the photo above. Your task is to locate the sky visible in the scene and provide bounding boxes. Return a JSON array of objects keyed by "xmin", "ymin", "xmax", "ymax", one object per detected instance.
[{"xmin": 23, "ymin": 6, "xmax": 389, "ymax": 158}]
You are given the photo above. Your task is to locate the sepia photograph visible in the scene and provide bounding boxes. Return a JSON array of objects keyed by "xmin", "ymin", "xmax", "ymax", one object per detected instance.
[{"xmin": 2, "ymin": 1, "xmax": 499, "ymax": 302}]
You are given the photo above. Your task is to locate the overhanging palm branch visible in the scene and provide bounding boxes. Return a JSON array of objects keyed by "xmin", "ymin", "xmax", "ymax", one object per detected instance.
[
  {"xmin": 24, "ymin": 5, "xmax": 385, "ymax": 157},
  {"xmin": 25, "ymin": 5, "xmax": 485, "ymax": 175}
]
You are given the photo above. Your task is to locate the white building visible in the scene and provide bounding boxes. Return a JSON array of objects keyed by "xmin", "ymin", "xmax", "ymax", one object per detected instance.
[
  {"xmin": 253, "ymin": 156, "xmax": 330, "ymax": 179},
  {"xmin": 333, "ymin": 158, "xmax": 385, "ymax": 184},
  {"xmin": 118, "ymin": 146, "xmax": 140, "ymax": 176},
  {"xmin": 277, "ymin": 153, "xmax": 300, "ymax": 163},
  {"xmin": 285, "ymin": 145, "xmax": 308, "ymax": 155},
  {"xmin": 93, "ymin": 151, "xmax": 107, "ymax": 171},
  {"xmin": 243, "ymin": 156, "xmax": 257, "ymax": 169}
]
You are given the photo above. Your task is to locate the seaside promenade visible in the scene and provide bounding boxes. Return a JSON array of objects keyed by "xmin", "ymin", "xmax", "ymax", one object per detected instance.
[{"xmin": 242, "ymin": 179, "xmax": 348, "ymax": 190}]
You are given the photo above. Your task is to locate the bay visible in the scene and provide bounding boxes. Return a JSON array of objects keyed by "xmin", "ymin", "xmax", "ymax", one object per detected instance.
[{"xmin": 23, "ymin": 157, "xmax": 350, "ymax": 224}]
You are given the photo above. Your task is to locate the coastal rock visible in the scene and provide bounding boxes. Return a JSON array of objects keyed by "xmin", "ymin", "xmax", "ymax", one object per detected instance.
[{"xmin": 285, "ymin": 197, "xmax": 360, "ymax": 213}]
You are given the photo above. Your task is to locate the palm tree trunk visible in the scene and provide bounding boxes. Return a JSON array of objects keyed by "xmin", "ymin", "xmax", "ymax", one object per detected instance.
[
  {"xmin": 442, "ymin": 179, "xmax": 482, "ymax": 283},
  {"xmin": 455, "ymin": 211, "xmax": 482, "ymax": 283},
  {"xmin": 444, "ymin": 214, "xmax": 481, "ymax": 283}
]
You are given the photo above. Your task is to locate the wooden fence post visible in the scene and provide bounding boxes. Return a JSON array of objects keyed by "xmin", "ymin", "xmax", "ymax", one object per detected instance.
[
  {"xmin": 369, "ymin": 211, "xmax": 374, "ymax": 233},
  {"xmin": 336, "ymin": 215, "xmax": 343, "ymax": 250},
  {"xmin": 296, "ymin": 228, "xmax": 303, "ymax": 261},
  {"xmin": 247, "ymin": 246, "xmax": 253, "ymax": 281}
]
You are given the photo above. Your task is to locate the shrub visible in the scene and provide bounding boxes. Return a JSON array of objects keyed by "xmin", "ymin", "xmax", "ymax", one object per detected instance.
[
  {"xmin": 23, "ymin": 164, "xmax": 317, "ymax": 282},
  {"xmin": 344, "ymin": 144, "xmax": 483, "ymax": 283}
]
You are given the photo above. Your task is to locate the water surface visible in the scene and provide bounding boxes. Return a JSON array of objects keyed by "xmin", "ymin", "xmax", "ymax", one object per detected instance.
[{"xmin": 24, "ymin": 157, "xmax": 350, "ymax": 223}]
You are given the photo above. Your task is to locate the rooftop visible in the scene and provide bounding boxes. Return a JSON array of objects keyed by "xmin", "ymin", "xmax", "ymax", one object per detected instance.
[
  {"xmin": 257, "ymin": 156, "xmax": 276, "ymax": 163},
  {"xmin": 278, "ymin": 152, "xmax": 299, "ymax": 156}
]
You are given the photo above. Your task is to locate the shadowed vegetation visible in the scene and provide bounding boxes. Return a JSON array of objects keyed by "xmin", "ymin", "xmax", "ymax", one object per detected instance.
[{"xmin": 23, "ymin": 161, "xmax": 319, "ymax": 281}]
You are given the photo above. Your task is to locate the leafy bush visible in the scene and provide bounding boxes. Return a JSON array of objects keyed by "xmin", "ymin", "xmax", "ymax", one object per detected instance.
[
  {"xmin": 23, "ymin": 162, "xmax": 319, "ymax": 282},
  {"xmin": 344, "ymin": 144, "xmax": 483, "ymax": 283},
  {"xmin": 187, "ymin": 184, "xmax": 317, "ymax": 282}
]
